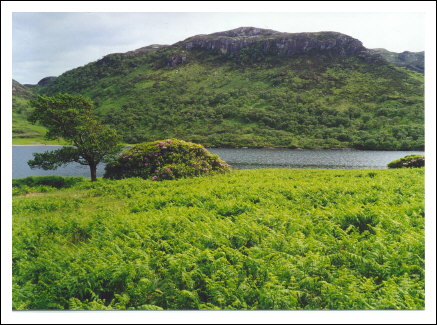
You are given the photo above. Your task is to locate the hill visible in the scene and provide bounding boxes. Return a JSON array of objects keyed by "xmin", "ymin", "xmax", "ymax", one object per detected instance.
[
  {"xmin": 12, "ymin": 80, "xmax": 44, "ymax": 142},
  {"xmin": 17, "ymin": 27, "xmax": 424, "ymax": 149},
  {"xmin": 12, "ymin": 80, "xmax": 65, "ymax": 145},
  {"xmin": 370, "ymin": 48, "xmax": 424, "ymax": 74}
]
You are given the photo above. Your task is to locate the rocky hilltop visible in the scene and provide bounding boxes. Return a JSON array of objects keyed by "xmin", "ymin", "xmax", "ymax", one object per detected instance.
[
  {"xmin": 176, "ymin": 27, "xmax": 367, "ymax": 56},
  {"xmin": 21, "ymin": 76, "xmax": 58, "ymax": 89},
  {"xmin": 37, "ymin": 76, "xmax": 58, "ymax": 86},
  {"xmin": 124, "ymin": 44, "xmax": 169, "ymax": 55}
]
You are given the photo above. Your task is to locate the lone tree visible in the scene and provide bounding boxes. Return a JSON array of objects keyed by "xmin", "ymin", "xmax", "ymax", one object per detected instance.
[{"xmin": 28, "ymin": 94, "xmax": 122, "ymax": 181}]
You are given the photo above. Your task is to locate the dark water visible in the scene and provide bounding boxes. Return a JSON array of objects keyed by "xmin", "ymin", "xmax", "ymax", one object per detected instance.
[{"xmin": 12, "ymin": 146, "xmax": 424, "ymax": 179}]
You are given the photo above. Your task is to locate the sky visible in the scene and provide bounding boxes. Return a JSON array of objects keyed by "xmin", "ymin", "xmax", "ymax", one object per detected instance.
[{"xmin": 13, "ymin": 11, "xmax": 426, "ymax": 84}]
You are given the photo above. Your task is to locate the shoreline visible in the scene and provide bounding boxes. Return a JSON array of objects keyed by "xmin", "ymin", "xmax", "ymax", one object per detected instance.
[
  {"xmin": 11, "ymin": 144, "xmax": 425, "ymax": 152},
  {"xmin": 12, "ymin": 144, "xmax": 68, "ymax": 146}
]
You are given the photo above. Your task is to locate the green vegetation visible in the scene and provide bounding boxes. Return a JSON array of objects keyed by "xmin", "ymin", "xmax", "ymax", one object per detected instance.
[
  {"xmin": 13, "ymin": 96, "xmax": 46, "ymax": 144},
  {"xmin": 12, "ymin": 82, "xmax": 63, "ymax": 145},
  {"xmin": 370, "ymin": 49, "xmax": 424, "ymax": 74},
  {"xmin": 387, "ymin": 155, "xmax": 425, "ymax": 168},
  {"xmin": 27, "ymin": 94, "xmax": 122, "ymax": 181},
  {"xmin": 29, "ymin": 46, "xmax": 424, "ymax": 150},
  {"xmin": 104, "ymin": 139, "xmax": 230, "ymax": 180},
  {"xmin": 13, "ymin": 169, "xmax": 424, "ymax": 310},
  {"xmin": 13, "ymin": 111, "xmax": 50, "ymax": 144}
]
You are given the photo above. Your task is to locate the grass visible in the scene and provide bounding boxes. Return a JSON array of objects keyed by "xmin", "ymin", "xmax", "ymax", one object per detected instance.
[{"xmin": 12, "ymin": 168, "xmax": 424, "ymax": 310}]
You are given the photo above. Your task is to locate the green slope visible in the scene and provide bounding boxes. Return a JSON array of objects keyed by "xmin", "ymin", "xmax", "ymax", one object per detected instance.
[
  {"xmin": 23, "ymin": 29, "xmax": 425, "ymax": 149},
  {"xmin": 12, "ymin": 80, "xmax": 65, "ymax": 145}
]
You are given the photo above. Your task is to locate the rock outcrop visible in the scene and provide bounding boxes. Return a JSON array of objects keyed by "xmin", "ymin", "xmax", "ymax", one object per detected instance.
[
  {"xmin": 167, "ymin": 54, "xmax": 187, "ymax": 67},
  {"xmin": 176, "ymin": 27, "xmax": 367, "ymax": 56}
]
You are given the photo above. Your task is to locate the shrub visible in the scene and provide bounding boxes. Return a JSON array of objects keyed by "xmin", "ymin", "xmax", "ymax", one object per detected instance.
[
  {"xmin": 104, "ymin": 139, "xmax": 230, "ymax": 180},
  {"xmin": 12, "ymin": 176, "xmax": 85, "ymax": 189},
  {"xmin": 12, "ymin": 176, "xmax": 86, "ymax": 196},
  {"xmin": 387, "ymin": 155, "xmax": 425, "ymax": 168}
]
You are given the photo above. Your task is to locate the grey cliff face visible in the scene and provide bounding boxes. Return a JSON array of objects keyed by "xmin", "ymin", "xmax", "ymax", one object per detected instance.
[{"xmin": 178, "ymin": 27, "xmax": 366, "ymax": 56}]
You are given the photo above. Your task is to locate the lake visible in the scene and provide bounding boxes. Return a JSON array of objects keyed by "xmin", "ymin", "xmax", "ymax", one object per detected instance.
[{"xmin": 12, "ymin": 145, "xmax": 424, "ymax": 179}]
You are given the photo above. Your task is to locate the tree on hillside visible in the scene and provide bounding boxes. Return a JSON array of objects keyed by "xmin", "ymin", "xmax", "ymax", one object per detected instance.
[{"xmin": 27, "ymin": 94, "xmax": 122, "ymax": 181}]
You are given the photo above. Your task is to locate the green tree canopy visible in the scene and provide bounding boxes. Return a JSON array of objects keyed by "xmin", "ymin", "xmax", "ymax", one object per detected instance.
[{"xmin": 28, "ymin": 94, "xmax": 122, "ymax": 181}]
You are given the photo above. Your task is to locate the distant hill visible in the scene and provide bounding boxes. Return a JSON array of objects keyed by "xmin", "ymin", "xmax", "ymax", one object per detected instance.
[
  {"xmin": 14, "ymin": 27, "xmax": 424, "ymax": 149},
  {"xmin": 12, "ymin": 79, "xmax": 33, "ymax": 99},
  {"xmin": 12, "ymin": 80, "xmax": 44, "ymax": 142},
  {"xmin": 12, "ymin": 79, "xmax": 34, "ymax": 117},
  {"xmin": 22, "ymin": 76, "xmax": 58, "ymax": 89},
  {"xmin": 370, "ymin": 48, "xmax": 424, "ymax": 74}
]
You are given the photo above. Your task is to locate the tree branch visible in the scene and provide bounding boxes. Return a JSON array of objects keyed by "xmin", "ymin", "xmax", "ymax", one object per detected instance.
[{"xmin": 28, "ymin": 147, "xmax": 81, "ymax": 170}]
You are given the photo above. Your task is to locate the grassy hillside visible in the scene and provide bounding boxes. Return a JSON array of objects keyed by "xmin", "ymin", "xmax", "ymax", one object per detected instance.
[
  {"xmin": 13, "ymin": 169, "xmax": 424, "ymax": 310},
  {"xmin": 12, "ymin": 110, "xmax": 66, "ymax": 145},
  {"xmin": 12, "ymin": 81, "xmax": 64, "ymax": 145},
  {"xmin": 34, "ymin": 45, "xmax": 424, "ymax": 150}
]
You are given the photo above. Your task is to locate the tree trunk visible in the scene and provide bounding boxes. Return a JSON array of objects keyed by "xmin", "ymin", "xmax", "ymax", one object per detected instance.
[{"xmin": 90, "ymin": 163, "xmax": 97, "ymax": 182}]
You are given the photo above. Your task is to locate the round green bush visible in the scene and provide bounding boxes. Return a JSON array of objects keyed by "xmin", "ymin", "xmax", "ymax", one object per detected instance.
[
  {"xmin": 387, "ymin": 154, "xmax": 425, "ymax": 168},
  {"xmin": 104, "ymin": 139, "xmax": 231, "ymax": 180}
]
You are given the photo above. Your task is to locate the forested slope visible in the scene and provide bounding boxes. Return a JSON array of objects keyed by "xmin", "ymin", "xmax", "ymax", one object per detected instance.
[{"xmin": 18, "ymin": 28, "xmax": 425, "ymax": 149}]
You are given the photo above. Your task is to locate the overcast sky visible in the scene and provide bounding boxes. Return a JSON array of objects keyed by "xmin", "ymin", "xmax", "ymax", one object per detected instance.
[{"xmin": 13, "ymin": 12, "xmax": 426, "ymax": 84}]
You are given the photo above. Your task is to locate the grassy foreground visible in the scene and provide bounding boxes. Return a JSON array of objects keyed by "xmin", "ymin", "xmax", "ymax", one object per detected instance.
[{"xmin": 12, "ymin": 169, "xmax": 424, "ymax": 310}]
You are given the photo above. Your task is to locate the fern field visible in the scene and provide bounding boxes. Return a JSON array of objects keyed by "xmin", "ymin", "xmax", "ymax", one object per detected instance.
[{"xmin": 12, "ymin": 169, "xmax": 424, "ymax": 310}]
